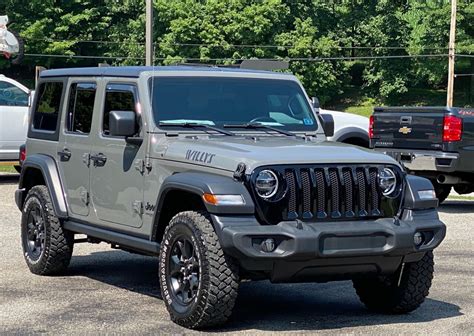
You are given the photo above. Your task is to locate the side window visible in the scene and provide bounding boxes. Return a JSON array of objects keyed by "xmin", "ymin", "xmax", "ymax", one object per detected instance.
[
  {"xmin": 103, "ymin": 84, "xmax": 138, "ymax": 136},
  {"xmin": 33, "ymin": 82, "xmax": 63, "ymax": 131},
  {"xmin": 67, "ymin": 83, "xmax": 96, "ymax": 134},
  {"xmin": 0, "ymin": 81, "xmax": 28, "ymax": 106}
]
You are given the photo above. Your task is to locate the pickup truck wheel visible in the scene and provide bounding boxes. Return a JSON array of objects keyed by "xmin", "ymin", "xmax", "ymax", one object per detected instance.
[
  {"xmin": 353, "ymin": 251, "xmax": 434, "ymax": 314},
  {"xmin": 159, "ymin": 211, "xmax": 239, "ymax": 329},
  {"xmin": 434, "ymin": 184, "xmax": 451, "ymax": 204},
  {"xmin": 21, "ymin": 185, "xmax": 74, "ymax": 275}
]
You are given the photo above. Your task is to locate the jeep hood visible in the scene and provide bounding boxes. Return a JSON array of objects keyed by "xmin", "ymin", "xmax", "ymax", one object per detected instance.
[{"xmin": 154, "ymin": 136, "xmax": 400, "ymax": 173}]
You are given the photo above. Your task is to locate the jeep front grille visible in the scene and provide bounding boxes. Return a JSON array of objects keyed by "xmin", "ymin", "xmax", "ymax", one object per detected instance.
[{"xmin": 250, "ymin": 164, "xmax": 403, "ymax": 224}]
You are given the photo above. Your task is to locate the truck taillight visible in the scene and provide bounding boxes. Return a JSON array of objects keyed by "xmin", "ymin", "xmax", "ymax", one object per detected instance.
[
  {"xmin": 20, "ymin": 145, "xmax": 26, "ymax": 163},
  {"xmin": 443, "ymin": 115, "xmax": 462, "ymax": 142},
  {"xmin": 369, "ymin": 115, "xmax": 374, "ymax": 139}
]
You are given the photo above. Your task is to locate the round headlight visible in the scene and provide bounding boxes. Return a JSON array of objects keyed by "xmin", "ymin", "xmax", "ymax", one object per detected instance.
[
  {"xmin": 255, "ymin": 170, "xmax": 279, "ymax": 199},
  {"xmin": 378, "ymin": 168, "xmax": 397, "ymax": 196}
]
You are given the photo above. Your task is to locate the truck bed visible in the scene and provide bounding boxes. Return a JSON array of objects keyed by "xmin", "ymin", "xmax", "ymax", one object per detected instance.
[{"xmin": 370, "ymin": 106, "xmax": 474, "ymax": 174}]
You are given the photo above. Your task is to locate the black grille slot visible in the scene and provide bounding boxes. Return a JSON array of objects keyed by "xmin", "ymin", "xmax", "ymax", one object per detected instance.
[
  {"xmin": 301, "ymin": 170, "xmax": 311, "ymax": 214},
  {"xmin": 329, "ymin": 169, "xmax": 341, "ymax": 217},
  {"xmin": 343, "ymin": 169, "xmax": 354, "ymax": 216},
  {"xmin": 370, "ymin": 168, "xmax": 381, "ymax": 216},
  {"xmin": 274, "ymin": 165, "xmax": 389, "ymax": 222},
  {"xmin": 285, "ymin": 170, "xmax": 297, "ymax": 219},
  {"xmin": 356, "ymin": 168, "xmax": 367, "ymax": 216},
  {"xmin": 314, "ymin": 169, "xmax": 326, "ymax": 217}
]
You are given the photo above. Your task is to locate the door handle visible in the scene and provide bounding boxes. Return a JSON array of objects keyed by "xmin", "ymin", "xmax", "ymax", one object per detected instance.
[
  {"xmin": 400, "ymin": 116, "xmax": 412, "ymax": 125},
  {"xmin": 57, "ymin": 148, "xmax": 72, "ymax": 162},
  {"xmin": 90, "ymin": 153, "xmax": 107, "ymax": 167}
]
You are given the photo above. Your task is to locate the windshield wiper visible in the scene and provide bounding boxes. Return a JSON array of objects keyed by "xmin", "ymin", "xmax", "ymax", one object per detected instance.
[
  {"xmin": 159, "ymin": 122, "xmax": 235, "ymax": 136},
  {"xmin": 223, "ymin": 122, "xmax": 296, "ymax": 137}
]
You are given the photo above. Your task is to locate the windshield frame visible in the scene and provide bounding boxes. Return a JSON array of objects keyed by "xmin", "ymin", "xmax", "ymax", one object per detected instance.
[{"xmin": 147, "ymin": 73, "xmax": 322, "ymax": 135}]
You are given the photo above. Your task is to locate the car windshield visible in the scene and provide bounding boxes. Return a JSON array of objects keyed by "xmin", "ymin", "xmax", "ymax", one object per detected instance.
[{"xmin": 150, "ymin": 76, "xmax": 318, "ymax": 132}]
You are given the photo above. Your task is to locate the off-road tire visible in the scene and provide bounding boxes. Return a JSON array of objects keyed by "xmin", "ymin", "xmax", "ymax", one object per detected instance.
[
  {"xmin": 353, "ymin": 251, "xmax": 434, "ymax": 313},
  {"xmin": 159, "ymin": 211, "xmax": 239, "ymax": 329},
  {"xmin": 21, "ymin": 185, "xmax": 74, "ymax": 275},
  {"xmin": 434, "ymin": 184, "xmax": 451, "ymax": 204}
]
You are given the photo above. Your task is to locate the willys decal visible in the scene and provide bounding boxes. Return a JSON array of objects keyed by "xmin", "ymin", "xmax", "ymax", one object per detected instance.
[{"xmin": 185, "ymin": 149, "xmax": 216, "ymax": 164}]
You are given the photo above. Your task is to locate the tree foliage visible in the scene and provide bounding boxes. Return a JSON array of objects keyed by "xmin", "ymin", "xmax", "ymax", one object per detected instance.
[{"xmin": 0, "ymin": 0, "xmax": 472, "ymax": 104}]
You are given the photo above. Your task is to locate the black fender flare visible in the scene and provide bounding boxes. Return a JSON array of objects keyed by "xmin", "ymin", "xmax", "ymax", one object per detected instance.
[
  {"xmin": 403, "ymin": 175, "xmax": 439, "ymax": 210},
  {"xmin": 154, "ymin": 172, "xmax": 255, "ymax": 216},
  {"xmin": 335, "ymin": 128, "xmax": 369, "ymax": 145},
  {"xmin": 17, "ymin": 154, "xmax": 68, "ymax": 218},
  {"xmin": 151, "ymin": 172, "xmax": 255, "ymax": 237}
]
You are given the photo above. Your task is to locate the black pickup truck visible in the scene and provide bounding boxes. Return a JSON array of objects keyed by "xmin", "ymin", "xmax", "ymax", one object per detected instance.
[{"xmin": 370, "ymin": 106, "xmax": 474, "ymax": 203}]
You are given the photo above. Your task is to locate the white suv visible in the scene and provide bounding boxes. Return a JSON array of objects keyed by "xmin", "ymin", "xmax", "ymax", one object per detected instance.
[{"xmin": 0, "ymin": 75, "xmax": 31, "ymax": 166}]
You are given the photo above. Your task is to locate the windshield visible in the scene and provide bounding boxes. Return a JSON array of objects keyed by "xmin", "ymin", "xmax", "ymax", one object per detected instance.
[{"xmin": 150, "ymin": 76, "xmax": 318, "ymax": 132}]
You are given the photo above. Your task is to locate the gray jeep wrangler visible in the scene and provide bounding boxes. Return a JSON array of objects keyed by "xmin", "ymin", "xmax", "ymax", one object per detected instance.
[{"xmin": 16, "ymin": 66, "xmax": 446, "ymax": 329}]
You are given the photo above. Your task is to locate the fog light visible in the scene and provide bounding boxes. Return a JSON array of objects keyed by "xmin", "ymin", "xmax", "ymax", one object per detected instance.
[
  {"xmin": 261, "ymin": 238, "xmax": 276, "ymax": 253},
  {"xmin": 414, "ymin": 232, "xmax": 424, "ymax": 246}
]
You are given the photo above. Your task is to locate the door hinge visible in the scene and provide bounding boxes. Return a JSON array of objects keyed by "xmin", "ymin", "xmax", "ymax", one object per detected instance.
[
  {"xmin": 134, "ymin": 159, "xmax": 144, "ymax": 174},
  {"xmin": 80, "ymin": 190, "xmax": 89, "ymax": 205},
  {"xmin": 132, "ymin": 200, "xmax": 143, "ymax": 215},
  {"xmin": 82, "ymin": 153, "xmax": 91, "ymax": 167},
  {"xmin": 144, "ymin": 156, "xmax": 152, "ymax": 172},
  {"xmin": 134, "ymin": 157, "xmax": 152, "ymax": 174}
]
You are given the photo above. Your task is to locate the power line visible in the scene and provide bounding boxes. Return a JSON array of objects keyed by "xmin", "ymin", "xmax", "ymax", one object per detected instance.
[
  {"xmin": 21, "ymin": 37, "xmax": 451, "ymax": 51},
  {"xmin": 23, "ymin": 53, "xmax": 145, "ymax": 60},
  {"xmin": 23, "ymin": 53, "xmax": 450, "ymax": 61}
]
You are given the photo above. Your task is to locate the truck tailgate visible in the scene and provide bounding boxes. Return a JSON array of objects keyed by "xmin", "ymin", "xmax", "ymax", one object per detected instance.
[{"xmin": 372, "ymin": 107, "xmax": 445, "ymax": 150}]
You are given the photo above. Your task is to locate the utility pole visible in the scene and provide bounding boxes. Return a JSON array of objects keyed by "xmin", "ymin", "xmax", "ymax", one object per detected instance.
[
  {"xmin": 145, "ymin": 0, "xmax": 153, "ymax": 66},
  {"xmin": 446, "ymin": 0, "xmax": 457, "ymax": 107}
]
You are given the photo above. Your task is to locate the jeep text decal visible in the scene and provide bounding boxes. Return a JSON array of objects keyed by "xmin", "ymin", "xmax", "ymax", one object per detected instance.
[{"xmin": 185, "ymin": 149, "xmax": 216, "ymax": 164}]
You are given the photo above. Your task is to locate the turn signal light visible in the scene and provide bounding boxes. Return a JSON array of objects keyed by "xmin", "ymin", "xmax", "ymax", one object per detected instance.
[
  {"xmin": 443, "ymin": 115, "xmax": 462, "ymax": 142},
  {"xmin": 202, "ymin": 193, "xmax": 245, "ymax": 206},
  {"xmin": 369, "ymin": 115, "xmax": 374, "ymax": 139}
]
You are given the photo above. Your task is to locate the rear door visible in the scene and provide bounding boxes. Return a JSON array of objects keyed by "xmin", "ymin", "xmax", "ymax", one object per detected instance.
[
  {"xmin": 372, "ymin": 107, "xmax": 445, "ymax": 150},
  {"xmin": 0, "ymin": 79, "xmax": 29, "ymax": 160},
  {"xmin": 57, "ymin": 81, "xmax": 97, "ymax": 217}
]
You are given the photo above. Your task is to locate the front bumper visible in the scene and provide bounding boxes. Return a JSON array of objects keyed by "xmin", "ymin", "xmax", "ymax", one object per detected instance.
[
  {"xmin": 212, "ymin": 209, "xmax": 445, "ymax": 282},
  {"xmin": 374, "ymin": 148, "xmax": 459, "ymax": 172}
]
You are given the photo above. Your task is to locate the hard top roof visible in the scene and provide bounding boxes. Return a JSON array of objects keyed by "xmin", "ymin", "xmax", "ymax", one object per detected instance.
[{"xmin": 40, "ymin": 65, "xmax": 292, "ymax": 78}]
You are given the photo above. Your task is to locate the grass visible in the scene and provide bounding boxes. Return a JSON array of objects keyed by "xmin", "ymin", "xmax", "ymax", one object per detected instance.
[
  {"xmin": 447, "ymin": 195, "xmax": 474, "ymax": 201},
  {"xmin": 328, "ymin": 86, "xmax": 472, "ymax": 117},
  {"xmin": 0, "ymin": 165, "xmax": 16, "ymax": 173}
]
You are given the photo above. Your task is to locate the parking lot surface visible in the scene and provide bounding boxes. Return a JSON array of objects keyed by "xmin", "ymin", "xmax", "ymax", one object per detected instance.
[{"xmin": 0, "ymin": 174, "xmax": 472, "ymax": 335}]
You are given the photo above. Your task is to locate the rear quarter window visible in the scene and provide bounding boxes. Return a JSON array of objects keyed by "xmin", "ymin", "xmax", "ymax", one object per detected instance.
[{"xmin": 29, "ymin": 80, "xmax": 65, "ymax": 141}]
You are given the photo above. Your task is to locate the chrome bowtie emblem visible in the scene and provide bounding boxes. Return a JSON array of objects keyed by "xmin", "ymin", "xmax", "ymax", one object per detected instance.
[{"xmin": 399, "ymin": 126, "xmax": 412, "ymax": 135}]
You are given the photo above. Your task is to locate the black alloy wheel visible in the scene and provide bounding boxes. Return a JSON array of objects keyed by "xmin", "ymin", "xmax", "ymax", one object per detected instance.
[
  {"xmin": 24, "ymin": 204, "xmax": 46, "ymax": 261},
  {"xmin": 168, "ymin": 236, "xmax": 201, "ymax": 306}
]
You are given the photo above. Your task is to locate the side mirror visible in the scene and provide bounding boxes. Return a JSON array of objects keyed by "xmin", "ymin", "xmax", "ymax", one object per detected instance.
[
  {"xmin": 311, "ymin": 97, "xmax": 319, "ymax": 109},
  {"xmin": 109, "ymin": 110, "xmax": 137, "ymax": 137},
  {"xmin": 320, "ymin": 113, "xmax": 334, "ymax": 137}
]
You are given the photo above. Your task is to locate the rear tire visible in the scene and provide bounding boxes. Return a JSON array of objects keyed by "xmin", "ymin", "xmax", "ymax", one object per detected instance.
[
  {"xmin": 353, "ymin": 251, "xmax": 434, "ymax": 313},
  {"xmin": 159, "ymin": 211, "xmax": 239, "ymax": 329},
  {"xmin": 14, "ymin": 165, "xmax": 21, "ymax": 173},
  {"xmin": 21, "ymin": 185, "xmax": 74, "ymax": 275},
  {"xmin": 434, "ymin": 184, "xmax": 451, "ymax": 204}
]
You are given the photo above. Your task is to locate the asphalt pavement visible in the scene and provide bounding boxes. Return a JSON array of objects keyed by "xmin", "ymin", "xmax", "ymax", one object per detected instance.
[{"xmin": 0, "ymin": 174, "xmax": 472, "ymax": 335}]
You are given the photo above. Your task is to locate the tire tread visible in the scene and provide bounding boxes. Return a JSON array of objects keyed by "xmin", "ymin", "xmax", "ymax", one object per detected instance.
[{"xmin": 353, "ymin": 251, "xmax": 434, "ymax": 313}]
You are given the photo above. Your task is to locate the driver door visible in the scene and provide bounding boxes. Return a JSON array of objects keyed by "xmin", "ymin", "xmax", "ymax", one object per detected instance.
[{"xmin": 89, "ymin": 82, "xmax": 145, "ymax": 229}]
